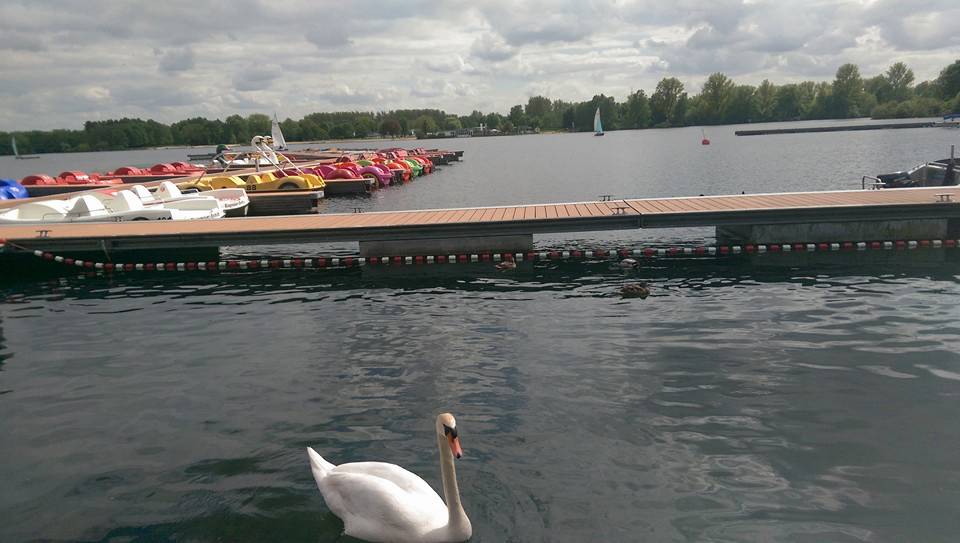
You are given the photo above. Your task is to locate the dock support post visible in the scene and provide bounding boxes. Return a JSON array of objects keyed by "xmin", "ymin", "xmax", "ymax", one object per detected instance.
[{"xmin": 359, "ymin": 234, "xmax": 532, "ymax": 257}]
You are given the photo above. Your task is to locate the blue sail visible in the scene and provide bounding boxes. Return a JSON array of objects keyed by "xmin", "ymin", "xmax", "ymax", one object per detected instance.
[{"xmin": 593, "ymin": 107, "xmax": 603, "ymax": 136}]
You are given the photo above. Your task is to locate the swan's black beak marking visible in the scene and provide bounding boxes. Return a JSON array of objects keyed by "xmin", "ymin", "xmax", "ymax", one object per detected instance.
[{"xmin": 443, "ymin": 424, "xmax": 458, "ymax": 439}]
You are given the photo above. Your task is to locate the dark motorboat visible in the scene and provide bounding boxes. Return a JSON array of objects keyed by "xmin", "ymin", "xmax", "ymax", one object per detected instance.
[{"xmin": 869, "ymin": 152, "xmax": 958, "ymax": 189}]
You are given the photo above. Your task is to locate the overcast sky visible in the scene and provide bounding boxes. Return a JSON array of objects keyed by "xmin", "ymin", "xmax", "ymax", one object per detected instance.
[{"xmin": 1, "ymin": 0, "xmax": 957, "ymax": 130}]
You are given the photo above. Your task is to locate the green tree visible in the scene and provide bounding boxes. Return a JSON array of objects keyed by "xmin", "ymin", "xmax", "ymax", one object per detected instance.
[
  {"xmin": 548, "ymin": 99, "xmax": 572, "ymax": 130},
  {"xmin": 561, "ymin": 107, "xmax": 575, "ymax": 131},
  {"xmin": 298, "ymin": 119, "xmax": 322, "ymax": 140},
  {"xmin": 246, "ymin": 113, "xmax": 271, "ymax": 136},
  {"xmin": 885, "ymin": 62, "xmax": 915, "ymax": 102},
  {"xmin": 353, "ymin": 116, "xmax": 377, "ymax": 137},
  {"xmin": 948, "ymin": 92, "xmax": 960, "ymax": 114},
  {"xmin": 483, "ymin": 112, "xmax": 502, "ymax": 130},
  {"xmin": 722, "ymin": 85, "xmax": 756, "ymax": 123},
  {"xmin": 125, "ymin": 122, "xmax": 149, "ymax": 148},
  {"xmin": 773, "ymin": 84, "xmax": 802, "ymax": 120},
  {"xmin": 650, "ymin": 77, "xmax": 684, "ymax": 126},
  {"xmin": 145, "ymin": 120, "xmax": 173, "ymax": 146},
  {"xmin": 462, "ymin": 110, "xmax": 485, "ymax": 128},
  {"xmin": 795, "ymin": 81, "xmax": 818, "ymax": 118},
  {"xmin": 379, "ymin": 118, "xmax": 402, "ymax": 136},
  {"xmin": 280, "ymin": 118, "xmax": 301, "ymax": 142},
  {"xmin": 329, "ymin": 122, "xmax": 354, "ymax": 139},
  {"xmin": 700, "ymin": 72, "xmax": 735, "ymax": 124},
  {"xmin": 508, "ymin": 104, "xmax": 526, "ymax": 127},
  {"xmin": 808, "ymin": 81, "xmax": 833, "ymax": 119},
  {"xmin": 172, "ymin": 118, "xmax": 219, "ymax": 146},
  {"xmin": 864, "ymin": 75, "xmax": 892, "ymax": 104},
  {"xmin": 936, "ymin": 59, "xmax": 960, "ymax": 100},
  {"xmin": 671, "ymin": 93, "xmax": 688, "ymax": 125},
  {"xmin": 444, "ymin": 116, "xmax": 461, "ymax": 130},
  {"xmin": 623, "ymin": 90, "xmax": 651, "ymax": 128},
  {"xmin": 412, "ymin": 115, "xmax": 439, "ymax": 135},
  {"xmin": 223, "ymin": 115, "xmax": 249, "ymax": 143},
  {"xmin": 525, "ymin": 96, "xmax": 552, "ymax": 120},
  {"xmin": 753, "ymin": 80, "xmax": 777, "ymax": 121},
  {"xmin": 914, "ymin": 80, "xmax": 940, "ymax": 99},
  {"xmin": 831, "ymin": 63, "xmax": 865, "ymax": 118}
]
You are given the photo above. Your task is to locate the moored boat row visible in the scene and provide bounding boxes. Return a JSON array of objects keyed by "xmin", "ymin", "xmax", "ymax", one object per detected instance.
[{"xmin": 0, "ymin": 144, "xmax": 465, "ymax": 223}]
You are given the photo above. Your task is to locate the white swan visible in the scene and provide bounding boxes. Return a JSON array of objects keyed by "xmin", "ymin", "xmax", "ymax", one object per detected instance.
[{"xmin": 307, "ymin": 413, "xmax": 472, "ymax": 543}]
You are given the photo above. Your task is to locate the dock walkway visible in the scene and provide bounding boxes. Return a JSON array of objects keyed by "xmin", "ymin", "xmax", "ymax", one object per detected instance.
[{"xmin": 1, "ymin": 186, "xmax": 958, "ymax": 253}]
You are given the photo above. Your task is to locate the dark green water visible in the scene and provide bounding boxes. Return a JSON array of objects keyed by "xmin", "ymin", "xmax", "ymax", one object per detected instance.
[{"xmin": 2, "ymin": 122, "xmax": 960, "ymax": 542}]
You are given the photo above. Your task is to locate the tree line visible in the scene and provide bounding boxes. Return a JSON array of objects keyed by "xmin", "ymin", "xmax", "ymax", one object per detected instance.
[{"xmin": 2, "ymin": 59, "xmax": 958, "ymax": 155}]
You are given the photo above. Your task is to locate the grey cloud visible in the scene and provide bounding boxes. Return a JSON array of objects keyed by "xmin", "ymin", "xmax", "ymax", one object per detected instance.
[
  {"xmin": 0, "ymin": 33, "xmax": 48, "ymax": 52},
  {"xmin": 802, "ymin": 30, "xmax": 859, "ymax": 56},
  {"xmin": 311, "ymin": 85, "xmax": 383, "ymax": 106},
  {"xmin": 411, "ymin": 83, "xmax": 444, "ymax": 98},
  {"xmin": 864, "ymin": 0, "xmax": 960, "ymax": 51},
  {"xmin": 158, "ymin": 47, "xmax": 195, "ymax": 73},
  {"xmin": 426, "ymin": 56, "xmax": 486, "ymax": 75},
  {"xmin": 499, "ymin": 17, "xmax": 591, "ymax": 46},
  {"xmin": 686, "ymin": 26, "xmax": 744, "ymax": 51},
  {"xmin": 470, "ymin": 33, "xmax": 516, "ymax": 62},
  {"xmin": 410, "ymin": 79, "xmax": 477, "ymax": 99},
  {"xmin": 475, "ymin": 2, "xmax": 595, "ymax": 45},
  {"xmin": 775, "ymin": 53, "xmax": 841, "ymax": 79},
  {"xmin": 112, "ymin": 85, "xmax": 203, "ymax": 108},
  {"xmin": 306, "ymin": 26, "xmax": 352, "ymax": 49},
  {"xmin": 233, "ymin": 70, "xmax": 280, "ymax": 92}
]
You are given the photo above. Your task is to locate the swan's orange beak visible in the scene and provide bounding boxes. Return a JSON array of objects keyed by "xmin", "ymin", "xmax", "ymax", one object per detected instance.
[{"xmin": 448, "ymin": 435, "xmax": 463, "ymax": 459}]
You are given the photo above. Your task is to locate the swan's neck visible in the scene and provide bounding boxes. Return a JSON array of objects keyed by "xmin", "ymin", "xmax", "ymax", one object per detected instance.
[{"xmin": 437, "ymin": 434, "xmax": 469, "ymax": 532}]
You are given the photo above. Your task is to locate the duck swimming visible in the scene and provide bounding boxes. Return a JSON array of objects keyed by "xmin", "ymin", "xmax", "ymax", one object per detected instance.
[{"xmin": 620, "ymin": 282, "xmax": 650, "ymax": 298}]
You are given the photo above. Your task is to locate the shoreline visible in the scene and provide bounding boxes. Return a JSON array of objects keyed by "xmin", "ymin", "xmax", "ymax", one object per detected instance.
[{"xmin": 1, "ymin": 117, "xmax": 944, "ymax": 158}]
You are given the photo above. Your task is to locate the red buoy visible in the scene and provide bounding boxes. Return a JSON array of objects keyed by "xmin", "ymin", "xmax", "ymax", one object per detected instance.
[{"xmin": 701, "ymin": 138, "xmax": 710, "ymax": 145}]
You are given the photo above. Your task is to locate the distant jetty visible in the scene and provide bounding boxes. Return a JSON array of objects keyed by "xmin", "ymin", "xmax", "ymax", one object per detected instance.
[{"xmin": 735, "ymin": 121, "xmax": 959, "ymax": 136}]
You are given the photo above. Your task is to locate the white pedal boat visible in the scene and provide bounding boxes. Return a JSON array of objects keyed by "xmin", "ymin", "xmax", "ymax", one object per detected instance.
[
  {"xmin": 133, "ymin": 182, "xmax": 249, "ymax": 217},
  {"xmin": 92, "ymin": 189, "xmax": 224, "ymax": 219},
  {"xmin": 0, "ymin": 191, "xmax": 223, "ymax": 224}
]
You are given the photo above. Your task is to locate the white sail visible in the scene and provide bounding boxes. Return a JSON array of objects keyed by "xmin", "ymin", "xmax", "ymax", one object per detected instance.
[
  {"xmin": 271, "ymin": 114, "xmax": 288, "ymax": 150},
  {"xmin": 11, "ymin": 136, "xmax": 19, "ymax": 157},
  {"xmin": 593, "ymin": 107, "xmax": 603, "ymax": 135}
]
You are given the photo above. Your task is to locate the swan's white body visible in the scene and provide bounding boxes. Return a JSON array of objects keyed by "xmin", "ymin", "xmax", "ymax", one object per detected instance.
[{"xmin": 307, "ymin": 414, "xmax": 471, "ymax": 543}]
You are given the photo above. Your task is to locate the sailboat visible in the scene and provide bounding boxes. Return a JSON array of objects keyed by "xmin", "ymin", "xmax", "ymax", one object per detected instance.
[
  {"xmin": 11, "ymin": 136, "xmax": 39, "ymax": 159},
  {"xmin": 594, "ymin": 107, "xmax": 604, "ymax": 136},
  {"xmin": 271, "ymin": 113, "xmax": 288, "ymax": 150}
]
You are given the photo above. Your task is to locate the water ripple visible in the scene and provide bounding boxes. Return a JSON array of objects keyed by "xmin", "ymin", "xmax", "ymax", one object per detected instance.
[{"xmin": 2, "ymin": 250, "xmax": 960, "ymax": 542}]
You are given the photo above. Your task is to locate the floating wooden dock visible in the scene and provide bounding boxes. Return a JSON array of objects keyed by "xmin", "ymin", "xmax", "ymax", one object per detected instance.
[
  {"xmin": 735, "ymin": 121, "xmax": 959, "ymax": 136},
  {"xmin": 2, "ymin": 186, "xmax": 958, "ymax": 254}
]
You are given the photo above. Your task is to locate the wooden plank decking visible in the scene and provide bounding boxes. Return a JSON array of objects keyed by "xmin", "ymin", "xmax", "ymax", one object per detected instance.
[{"xmin": 1, "ymin": 186, "xmax": 958, "ymax": 252}]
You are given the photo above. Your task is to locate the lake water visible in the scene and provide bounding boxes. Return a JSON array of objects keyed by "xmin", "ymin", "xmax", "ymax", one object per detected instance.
[{"xmin": 2, "ymin": 120, "xmax": 960, "ymax": 542}]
